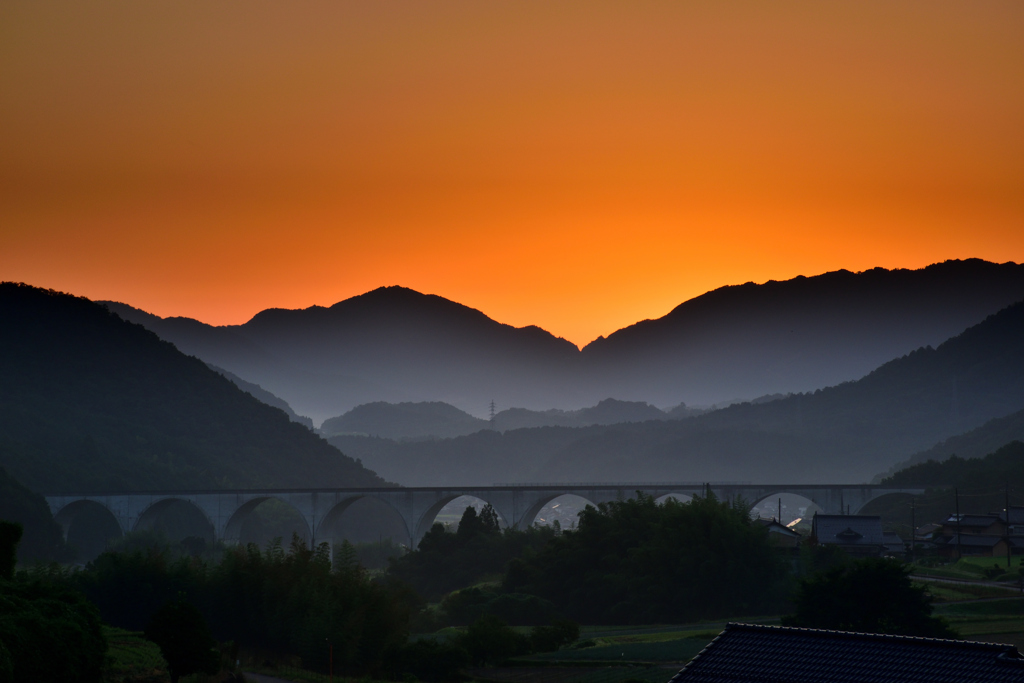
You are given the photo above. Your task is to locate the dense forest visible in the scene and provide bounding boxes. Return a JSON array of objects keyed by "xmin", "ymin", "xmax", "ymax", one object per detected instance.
[{"xmin": 0, "ymin": 283, "xmax": 385, "ymax": 492}]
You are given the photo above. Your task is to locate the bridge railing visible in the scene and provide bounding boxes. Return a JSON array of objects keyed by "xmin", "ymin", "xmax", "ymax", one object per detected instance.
[{"xmin": 490, "ymin": 481, "xmax": 753, "ymax": 487}]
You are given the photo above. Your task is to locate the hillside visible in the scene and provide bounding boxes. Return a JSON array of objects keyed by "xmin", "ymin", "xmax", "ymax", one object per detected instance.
[
  {"xmin": 106, "ymin": 260, "xmax": 1024, "ymax": 421},
  {"xmin": 859, "ymin": 441, "xmax": 1024, "ymax": 532},
  {"xmin": 0, "ymin": 466, "xmax": 69, "ymax": 561},
  {"xmin": 580, "ymin": 259, "xmax": 1024, "ymax": 407},
  {"xmin": 0, "ymin": 283, "xmax": 386, "ymax": 492},
  {"xmin": 209, "ymin": 364, "xmax": 315, "ymax": 429},
  {"xmin": 881, "ymin": 407, "xmax": 1024, "ymax": 477},
  {"xmin": 331, "ymin": 299, "xmax": 1024, "ymax": 485}
]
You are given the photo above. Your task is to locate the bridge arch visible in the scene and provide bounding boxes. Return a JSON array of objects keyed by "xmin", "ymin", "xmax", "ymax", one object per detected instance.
[
  {"xmin": 519, "ymin": 493, "xmax": 597, "ymax": 530},
  {"xmin": 655, "ymin": 492, "xmax": 694, "ymax": 505},
  {"xmin": 53, "ymin": 499, "xmax": 124, "ymax": 561},
  {"xmin": 747, "ymin": 491, "xmax": 823, "ymax": 525},
  {"xmin": 315, "ymin": 494, "xmax": 411, "ymax": 546},
  {"xmin": 222, "ymin": 496, "xmax": 312, "ymax": 545},
  {"xmin": 134, "ymin": 498, "xmax": 215, "ymax": 541},
  {"xmin": 412, "ymin": 494, "xmax": 508, "ymax": 547},
  {"xmin": 854, "ymin": 490, "xmax": 916, "ymax": 516}
]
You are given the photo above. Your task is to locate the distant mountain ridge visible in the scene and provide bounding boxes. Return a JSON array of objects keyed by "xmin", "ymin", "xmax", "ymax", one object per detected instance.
[
  {"xmin": 104, "ymin": 260, "xmax": 1024, "ymax": 423},
  {"xmin": 0, "ymin": 283, "xmax": 385, "ymax": 492},
  {"xmin": 319, "ymin": 398, "xmax": 680, "ymax": 440},
  {"xmin": 878, "ymin": 406, "xmax": 1024, "ymax": 479},
  {"xmin": 208, "ymin": 364, "xmax": 314, "ymax": 429},
  {"xmin": 329, "ymin": 298, "xmax": 1024, "ymax": 485}
]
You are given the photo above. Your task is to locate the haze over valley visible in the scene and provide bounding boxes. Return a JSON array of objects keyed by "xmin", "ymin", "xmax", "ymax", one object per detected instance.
[
  {"xmin": 106, "ymin": 259, "xmax": 1024, "ymax": 424},
  {"xmin": 4, "ymin": 258, "xmax": 1023, "ymax": 492}
]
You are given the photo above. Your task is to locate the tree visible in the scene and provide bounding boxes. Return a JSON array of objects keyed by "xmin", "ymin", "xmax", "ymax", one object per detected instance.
[
  {"xmin": 503, "ymin": 493, "xmax": 790, "ymax": 623},
  {"xmin": 0, "ymin": 529, "xmax": 106, "ymax": 683},
  {"xmin": 0, "ymin": 521, "xmax": 21, "ymax": 580},
  {"xmin": 388, "ymin": 507, "xmax": 555, "ymax": 600},
  {"xmin": 144, "ymin": 598, "xmax": 220, "ymax": 683},
  {"xmin": 781, "ymin": 557, "xmax": 956, "ymax": 638},
  {"xmin": 456, "ymin": 615, "xmax": 529, "ymax": 666}
]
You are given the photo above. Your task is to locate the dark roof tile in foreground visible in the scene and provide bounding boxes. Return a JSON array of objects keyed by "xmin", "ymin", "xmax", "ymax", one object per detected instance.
[{"xmin": 668, "ymin": 622, "xmax": 1024, "ymax": 683}]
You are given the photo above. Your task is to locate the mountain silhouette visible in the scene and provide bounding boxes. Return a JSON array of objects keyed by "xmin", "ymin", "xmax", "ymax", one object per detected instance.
[
  {"xmin": 0, "ymin": 283, "xmax": 386, "ymax": 492},
  {"xmin": 106, "ymin": 286, "xmax": 581, "ymax": 423},
  {"xmin": 330, "ymin": 298, "xmax": 1024, "ymax": 485},
  {"xmin": 105, "ymin": 260, "xmax": 1024, "ymax": 423},
  {"xmin": 580, "ymin": 259, "xmax": 1024, "ymax": 407}
]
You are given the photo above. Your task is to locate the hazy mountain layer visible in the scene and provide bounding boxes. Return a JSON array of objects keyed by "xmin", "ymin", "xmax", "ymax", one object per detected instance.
[
  {"xmin": 321, "ymin": 401, "xmax": 490, "ymax": 439},
  {"xmin": 105, "ymin": 260, "xmax": 1024, "ymax": 422},
  {"xmin": 0, "ymin": 283, "xmax": 386, "ymax": 492},
  {"xmin": 209, "ymin": 364, "xmax": 314, "ymax": 429},
  {"xmin": 330, "ymin": 299, "xmax": 1024, "ymax": 485},
  {"xmin": 880, "ymin": 407, "xmax": 1024, "ymax": 478},
  {"xmin": 320, "ymin": 398, "xmax": 680, "ymax": 440}
]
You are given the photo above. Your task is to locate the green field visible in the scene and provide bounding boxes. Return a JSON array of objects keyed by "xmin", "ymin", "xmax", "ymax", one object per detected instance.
[
  {"xmin": 931, "ymin": 598, "xmax": 1024, "ymax": 648},
  {"xmin": 918, "ymin": 580, "xmax": 1019, "ymax": 602},
  {"xmin": 914, "ymin": 557, "xmax": 1023, "ymax": 583}
]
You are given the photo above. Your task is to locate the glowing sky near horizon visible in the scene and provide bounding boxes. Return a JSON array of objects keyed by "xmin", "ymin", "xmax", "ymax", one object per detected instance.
[{"xmin": 2, "ymin": 1, "xmax": 1023, "ymax": 347}]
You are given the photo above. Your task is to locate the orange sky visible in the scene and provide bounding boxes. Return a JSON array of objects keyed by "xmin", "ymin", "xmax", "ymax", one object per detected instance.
[{"xmin": 2, "ymin": 1, "xmax": 1023, "ymax": 347}]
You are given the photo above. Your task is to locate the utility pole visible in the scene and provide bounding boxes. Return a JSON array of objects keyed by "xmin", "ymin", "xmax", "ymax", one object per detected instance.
[
  {"xmin": 778, "ymin": 498, "xmax": 782, "ymax": 523},
  {"xmin": 1006, "ymin": 484, "xmax": 1012, "ymax": 569},
  {"xmin": 955, "ymin": 488, "xmax": 962, "ymax": 561},
  {"xmin": 910, "ymin": 497, "xmax": 916, "ymax": 565}
]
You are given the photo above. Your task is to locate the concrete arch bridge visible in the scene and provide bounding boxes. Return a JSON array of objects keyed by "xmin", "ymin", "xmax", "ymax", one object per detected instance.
[{"xmin": 45, "ymin": 483, "xmax": 924, "ymax": 549}]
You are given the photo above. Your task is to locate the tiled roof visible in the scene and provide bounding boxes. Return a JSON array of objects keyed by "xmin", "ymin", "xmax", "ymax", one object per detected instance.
[
  {"xmin": 754, "ymin": 519, "xmax": 801, "ymax": 537},
  {"xmin": 813, "ymin": 514, "xmax": 883, "ymax": 546},
  {"xmin": 999, "ymin": 507, "xmax": 1024, "ymax": 525},
  {"xmin": 944, "ymin": 514, "xmax": 1003, "ymax": 528},
  {"xmin": 882, "ymin": 531, "xmax": 905, "ymax": 552},
  {"xmin": 668, "ymin": 623, "xmax": 1024, "ymax": 683}
]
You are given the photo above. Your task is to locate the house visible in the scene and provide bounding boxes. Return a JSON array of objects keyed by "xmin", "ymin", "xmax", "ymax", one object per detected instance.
[
  {"xmin": 934, "ymin": 512, "xmax": 1024, "ymax": 558},
  {"xmin": 999, "ymin": 506, "xmax": 1024, "ymax": 526},
  {"xmin": 811, "ymin": 514, "xmax": 885, "ymax": 557},
  {"xmin": 668, "ymin": 622, "xmax": 1024, "ymax": 683},
  {"xmin": 754, "ymin": 518, "xmax": 802, "ymax": 549},
  {"xmin": 939, "ymin": 514, "xmax": 1006, "ymax": 538},
  {"xmin": 915, "ymin": 522, "xmax": 942, "ymax": 541},
  {"xmin": 934, "ymin": 533, "xmax": 1009, "ymax": 559}
]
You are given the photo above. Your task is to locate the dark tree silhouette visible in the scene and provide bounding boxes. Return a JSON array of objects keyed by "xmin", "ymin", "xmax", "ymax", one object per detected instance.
[
  {"xmin": 0, "ymin": 521, "xmax": 21, "ymax": 579},
  {"xmin": 145, "ymin": 598, "xmax": 220, "ymax": 683},
  {"xmin": 782, "ymin": 558, "xmax": 956, "ymax": 638}
]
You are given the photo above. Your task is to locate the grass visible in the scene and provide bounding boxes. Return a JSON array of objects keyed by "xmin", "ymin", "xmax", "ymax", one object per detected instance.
[
  {"xmin": 914, "ymin": 558, "xmax": 1023, "ymax": 582},
  {"xmin": 102, "ymin": 626, "xmax": 169, "ymax": 683},
  {"xmin": 525, "ymin": 639, "xmax": 710, "ymax": 664},
  {"xmin": 917, "ymin": 581, "xmax": 1018, "ymax": 602},
  {"xmin": 926, "ymin": 597, "xmax": 1024, "ymax": 647}
]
